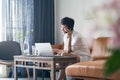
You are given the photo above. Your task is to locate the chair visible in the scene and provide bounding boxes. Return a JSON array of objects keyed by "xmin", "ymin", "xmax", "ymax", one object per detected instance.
[
  {"xmin": 0, "ymin": 41, "xmax": 22, "ymax": 77},
  {"xmin": 0, "ymin": 41, "xmax": 22, "ymax": 60}
]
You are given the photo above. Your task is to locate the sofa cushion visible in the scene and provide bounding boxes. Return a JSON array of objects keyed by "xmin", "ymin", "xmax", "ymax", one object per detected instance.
[
  {"xmin": 66, "ymin": 60, "xmax": 105, "ymax": 78},
  {"xmin": 65, "ymin": 60, "xmax": 120, "ymax": 79}
]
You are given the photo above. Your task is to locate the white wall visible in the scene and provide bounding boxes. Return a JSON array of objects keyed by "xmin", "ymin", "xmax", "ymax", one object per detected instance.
[
  {"xmin": 0, "ymin": 0, "xmax": 2, "ymax": 41},
  {"xmin": 55, "ymin": 0, "xmax": 111, "ymax": 44}
]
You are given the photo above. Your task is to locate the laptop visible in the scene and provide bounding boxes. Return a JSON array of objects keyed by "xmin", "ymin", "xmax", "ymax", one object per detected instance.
[{"xmin": 35, "ymin": 43, "xmax": 54, "ymax": 57}]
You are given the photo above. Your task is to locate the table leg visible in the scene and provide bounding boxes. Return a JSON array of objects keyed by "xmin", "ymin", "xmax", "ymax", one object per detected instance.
[
  {"xmin": 51, "ymin": 61, "xmax": 55, "ymax": 80},
  {"xmin": 14, "ymin": 61, "xmax": 18, "ymax": 80},
  {"xmin": 33, "ymin": 68, "xmax": 37, "ymax": 80}
]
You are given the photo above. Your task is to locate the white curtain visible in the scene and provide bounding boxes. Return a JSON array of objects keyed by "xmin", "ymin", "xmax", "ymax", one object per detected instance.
[{"xmin": 2, "ymin": 0, "xmax": 34, "ymax": 54}]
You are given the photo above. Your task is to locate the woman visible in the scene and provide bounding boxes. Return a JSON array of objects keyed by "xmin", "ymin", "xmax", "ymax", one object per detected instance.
[{"xmin": 54, "ymin": 17, "xmax": 92, "ymax": 80}]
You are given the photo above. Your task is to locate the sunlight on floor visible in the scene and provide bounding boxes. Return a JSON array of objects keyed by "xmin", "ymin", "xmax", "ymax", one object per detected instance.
[{"xmin": 0, "ymin": 65, "xmax": 9, "ymax": 78}]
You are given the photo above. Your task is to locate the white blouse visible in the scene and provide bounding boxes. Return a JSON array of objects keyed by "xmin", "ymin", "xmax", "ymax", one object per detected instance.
[{"xmin": 63, "ymin": 30, "xmax": 93, "ymax": 62}]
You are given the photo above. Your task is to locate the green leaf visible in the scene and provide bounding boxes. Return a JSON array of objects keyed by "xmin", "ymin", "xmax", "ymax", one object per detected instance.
[{"xmin": 104, "ymin": 48, "xmax": 120, "ymax": 77}]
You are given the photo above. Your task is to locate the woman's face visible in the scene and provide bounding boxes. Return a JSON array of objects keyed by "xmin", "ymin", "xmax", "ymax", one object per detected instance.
[{"xmin": 61, "ymin": 25, "xmax": 69, "ymax": 33}]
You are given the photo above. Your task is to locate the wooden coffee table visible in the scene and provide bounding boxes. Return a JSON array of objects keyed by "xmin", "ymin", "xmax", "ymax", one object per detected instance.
[{"xmin": 14, "ymin": 55, "xmax": 77, "ymax": 80}]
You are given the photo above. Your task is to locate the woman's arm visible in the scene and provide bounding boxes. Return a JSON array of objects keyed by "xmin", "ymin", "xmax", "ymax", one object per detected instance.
[{"xmin": 67, "ymin": 36, "xmax": 72, "ymax": 53}]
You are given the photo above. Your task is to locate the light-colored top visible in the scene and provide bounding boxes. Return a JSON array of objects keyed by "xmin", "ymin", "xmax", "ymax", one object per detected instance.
[{"xmin": 64, "ymin": 30, "xmax": 93, "ymax": 62}]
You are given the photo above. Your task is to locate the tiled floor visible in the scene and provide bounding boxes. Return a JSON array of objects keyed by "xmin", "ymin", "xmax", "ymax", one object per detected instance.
[{"xmin": 0, "ymin": 78, "xmax": 50, "ymax": 80}]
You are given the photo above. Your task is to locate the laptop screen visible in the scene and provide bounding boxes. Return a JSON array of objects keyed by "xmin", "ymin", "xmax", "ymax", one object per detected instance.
[{"xmin": 35, "ymin": 43, "xmax": 54, "ymax": 56}]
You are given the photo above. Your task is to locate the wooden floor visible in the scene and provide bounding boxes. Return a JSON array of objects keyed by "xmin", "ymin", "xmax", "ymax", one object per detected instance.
[
  {"xmin": 0, "ymin": 78, "xmax": 50, "ymax": 80},
  {"xmin": 0, "ymin": 71, "xmax": 59, "ymax": 80}
]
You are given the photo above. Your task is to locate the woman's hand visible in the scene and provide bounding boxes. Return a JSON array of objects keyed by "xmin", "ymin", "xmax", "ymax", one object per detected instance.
[
  {"xmin": 65, "ymin": 28, "xmax": 72, "ymax": 38},
  {"xmin": 67, "ymin": 29, "xmax": 72, "ymax": 38},
  {"xmin": 53, "ymin": 49, "xmax": 63, "ymax": 55}
]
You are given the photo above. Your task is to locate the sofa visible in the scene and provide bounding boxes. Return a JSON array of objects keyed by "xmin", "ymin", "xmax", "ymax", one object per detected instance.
[{"xmin": 65, "ymin": 37, "xmax": 120, "ymax": 80}]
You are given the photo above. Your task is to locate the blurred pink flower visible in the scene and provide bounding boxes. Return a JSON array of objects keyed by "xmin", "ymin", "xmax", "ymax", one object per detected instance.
[
  {"xmin": 111, "ymin": 18, "xmax": 120, "ymax": 48},
  {"xmin": 93, "ymin": 0, "xmax": 120, "ymax": 49},
  {"xmin": 110, "ymin": 0, "xmax": 120, "ymax": 48},
  {"xmin": 103, "ymin": 0, "xmax": 120, "ymax": 77}
]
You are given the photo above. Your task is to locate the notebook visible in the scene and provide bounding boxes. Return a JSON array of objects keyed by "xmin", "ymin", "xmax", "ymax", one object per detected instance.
[{"xmin": 35, "ymin": 43, "xmax": 54, "ymax": 57}]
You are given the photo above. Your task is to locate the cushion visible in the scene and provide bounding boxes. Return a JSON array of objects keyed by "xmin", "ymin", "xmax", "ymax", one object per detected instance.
[
  {"xmin": 65, "ymin": 60, "xmax": 120, "ymax": 79},
  {"xmin": 66, "ymin": 60, "xmax": 106, "ymax": 78}
]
